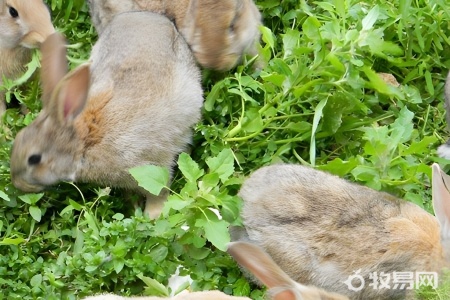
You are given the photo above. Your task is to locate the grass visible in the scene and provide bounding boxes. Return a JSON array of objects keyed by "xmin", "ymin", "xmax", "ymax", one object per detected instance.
[{"xmin": 0, "ymin": 0, "xmax": 450, "ymax": 299}]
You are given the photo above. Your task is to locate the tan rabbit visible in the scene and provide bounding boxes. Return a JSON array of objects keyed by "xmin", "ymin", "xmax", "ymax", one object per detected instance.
[
  {"xmin": 87, "ymin": 0, "xmax": 261, "ymax": 71},
  {"xmin": 10, "ymin": 11, "xmax": 203, "ymax": 219},
  {"xmin": 0, "ymin": 0, "xmax": 55, "ymax": 114},
  {"xmin": 232, "ymin": 163, "xmax": 450, "ymax": 299}
]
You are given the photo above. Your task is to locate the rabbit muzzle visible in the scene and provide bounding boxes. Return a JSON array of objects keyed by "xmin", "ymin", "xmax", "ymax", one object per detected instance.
[{"xmin": 11, "ymin": 175, "xmax": 45, "ymax": 193}]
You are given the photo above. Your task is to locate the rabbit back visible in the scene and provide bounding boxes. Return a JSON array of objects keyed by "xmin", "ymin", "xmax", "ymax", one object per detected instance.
[
  {"xmin": 75, "ymin": 11, "xmax": 203, "ymax": 187},
  {"xmin": 235, "ymin": 164, "xmax": 446, "ymax": 299},
  {"xmin": 87, "ymin": 0, "xmax": 261, "ymax": 71},
  {"xmin": 179, "ymin": 0, "xmax": 261, "ymax": 70}
]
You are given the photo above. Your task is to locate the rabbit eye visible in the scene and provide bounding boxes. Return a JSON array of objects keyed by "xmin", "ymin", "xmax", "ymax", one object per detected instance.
[
  {"xmin": 28, "ymin": 154, "xmax": 42, "ymax": 166},
  {"xmin": 8, "ymin": 6, "xmax": 19, "ymax": 18}
]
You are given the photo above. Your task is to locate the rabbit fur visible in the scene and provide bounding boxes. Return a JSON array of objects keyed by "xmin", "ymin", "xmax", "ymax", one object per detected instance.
[
  {"xmin": 10, "ymin": 11, "xmax": 203, "ymax": 219},
  {"xmin": 0, "ymin": 0, "xmax": 55, "ymax": 114},
  {"xmin": 232, "ymin": 163, "xmax": 450, "ymax": 299},
  {"xmin": 87, "ymin": 0, "xmax": 262, "ymax": 71},
  {"xmin": 437, "ymin": 71, "xmax": 450, "ymax": 159}
]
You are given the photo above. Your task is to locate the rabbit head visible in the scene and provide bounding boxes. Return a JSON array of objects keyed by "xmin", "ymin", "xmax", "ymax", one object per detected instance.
[
  {"xmin": 10, "ymin": 32, "xmax": 90, "ymax": 192},
  {"xmin": 233, "ymin": 163, "xmax": 450, "ymax": 299},
  {"xmin": 0, "ymin": 0, "xmax": 55, "ymax": 49}
]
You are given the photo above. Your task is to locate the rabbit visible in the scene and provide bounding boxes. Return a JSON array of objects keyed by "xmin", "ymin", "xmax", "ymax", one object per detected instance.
[
  {"xmin": 437, "ymin": 71, "xmax": 450, "ymax": 159},
  {"xmin": 231, "ymin": 163, "xmax": 450, "ymax": 299},
  {"xmin": 81, "ymin": 241, "xmax": 347, "ymax": 300},
  {"xmin": 0, "ymin": 0, "xmax": 55, "ymax": 114},
  {"xmin": 10, "ymin": 11, "xmax": 203, "ymax": 219},
  {"xmin": 86, "ymin": 0, "xmax": 261, "ymax": 71}
]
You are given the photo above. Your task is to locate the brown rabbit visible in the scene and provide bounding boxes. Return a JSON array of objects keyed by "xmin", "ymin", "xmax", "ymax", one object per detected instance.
[
  {"xmin": 10, "ymin": 11, "xmax": 203, "ymax": 219},
  {"xmin": 0, "ymin": 0, "xmax": 55, "ymax": 114},
  {"xmin": 87, "ymin": 0, "xmax": 261, "ymax": 71},
  {"xmin": 232, "ymin": 163, "xmax": 450, "ymax": 299}
]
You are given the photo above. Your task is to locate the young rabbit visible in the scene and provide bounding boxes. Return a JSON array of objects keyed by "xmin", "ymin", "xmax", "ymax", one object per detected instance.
[
  {"xmin": 232, "ymin": 163, "xmax": 450, "ymax": 299},
  {"xmin": 0, "ymin": 0, "xmax": 55, "ymax": 114},
  {"xmin": 437, "ymin": 71, "xmax": 450, "ymax": 159},
  {"xmin": 87, "ymin": 0, "xmax": 261, "ymax": 71},
  {"xmin": 10, "ymin": 11, "xmax": 203, "ymax": 219}
]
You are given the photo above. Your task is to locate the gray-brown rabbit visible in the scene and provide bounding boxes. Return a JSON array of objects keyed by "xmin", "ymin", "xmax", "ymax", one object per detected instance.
[
  {"xmin": 0, "ymin": 0, "xmax": 55, "ymax": 114},
  {"xmin": 10, "ymin": 11, "xmax": 203, "ymax": 219},
  {"xmin": 87, "ymin": 0, "xmax": 261, "ymax": 71},
  {"xmin": 232, "ymin": 163, "xmax": 450, "ymax": 299}
]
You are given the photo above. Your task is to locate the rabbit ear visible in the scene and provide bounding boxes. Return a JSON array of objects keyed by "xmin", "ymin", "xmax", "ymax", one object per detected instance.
[
  {"xmin": 40, "ymin": 32, "xmax": 68, "ymax": 103},
  {"xmin": 227, "ymin": 242, "xmax": 298, "ymax": 300},
  {"xmin": 431, "ymin": 163, "xmax": 450, "ymax": 240},
  {"xmin": 181, "ymin": 0, "xmax": 198, "ymax": 43},
  {"xmin": 48, "ymin": 63, "xmax": 91, "ymax": 124}
]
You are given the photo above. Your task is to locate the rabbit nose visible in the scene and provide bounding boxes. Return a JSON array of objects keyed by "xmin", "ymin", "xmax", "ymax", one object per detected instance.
[{"xmin": 11, "ymin": 176, "xmax": 44, "ymax": 193}]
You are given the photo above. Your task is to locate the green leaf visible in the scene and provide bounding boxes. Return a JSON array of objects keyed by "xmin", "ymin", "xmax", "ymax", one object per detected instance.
[
  {"xmin": 112, "ymin": 213, "xmax": 124, "ymax": 220},
  {"xmin": 162, "ymin": 195, "xmax": 194, "ymax": 216},
  {"xmin": 150, "ymin": 245, "xmax": 169, "ymax": 263},
  {"xmin": 84, "ymin": 211, "xmax": 99, "ymax": 238},
  {"xmin": 73, "ymin": 228, "xmax": 85, "ymax": 255},
  {"xmin": 30, "ymin": 274, "xmax": 42, "ymax": 287},
  {"xmin": 260, "ymin": 26, "xmax": 275, "ymax": 50},
  {"xmin": 69, "ymin": 199, "xmax": 83, "ymax": 211},
  {"xmin": 201, "ymin": 173, "xmax": 220, "ymax": 189},
  {"xmin": 0, "ymin": 237, "xmax": 26, "ymax": 245},
  {"xmin": 19, "ymin": 193, "xmax": 44, "ymax": 205},
  {"xmin": 282, "ymin": 28, "xmax": 300, "ymax": 58},
  {"xmin": 129, "ymin": 165, "xmax": 169, "ymax": 196},
  {"xmin": 178, "ymin": 153, "xmax": 204, "ymax": 183},
  {"xmin": 361, "ymin": 5, "xmax": 380, "ymax": 31},
  {"xmin": 310, "ymin": 98, "xmax": 328, "ymax": 166},
  {"xmin": 138, "ymin": 274, "xmax": 169, "ymax": 297},
  {"xmin": 195, "ymin": 210, "xmax": 230, "ymax": 251},
  {"xmin": 0, "ymin": 191, "xmax": 10, "ymax": 202},
  {"xmin": 206, "ymin": 148, "xmax": 235, "ymax": 182},
  {"xmin": 29, "ymin": 206, "xmax": 42, "ymax": 222},
  {"xmin": 303, "ymin": 16, "xmax": 321, "ymax": 39},
  {"xmin": 113, "ymin": 259, "xmax": 125, "ymax": 274}
]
